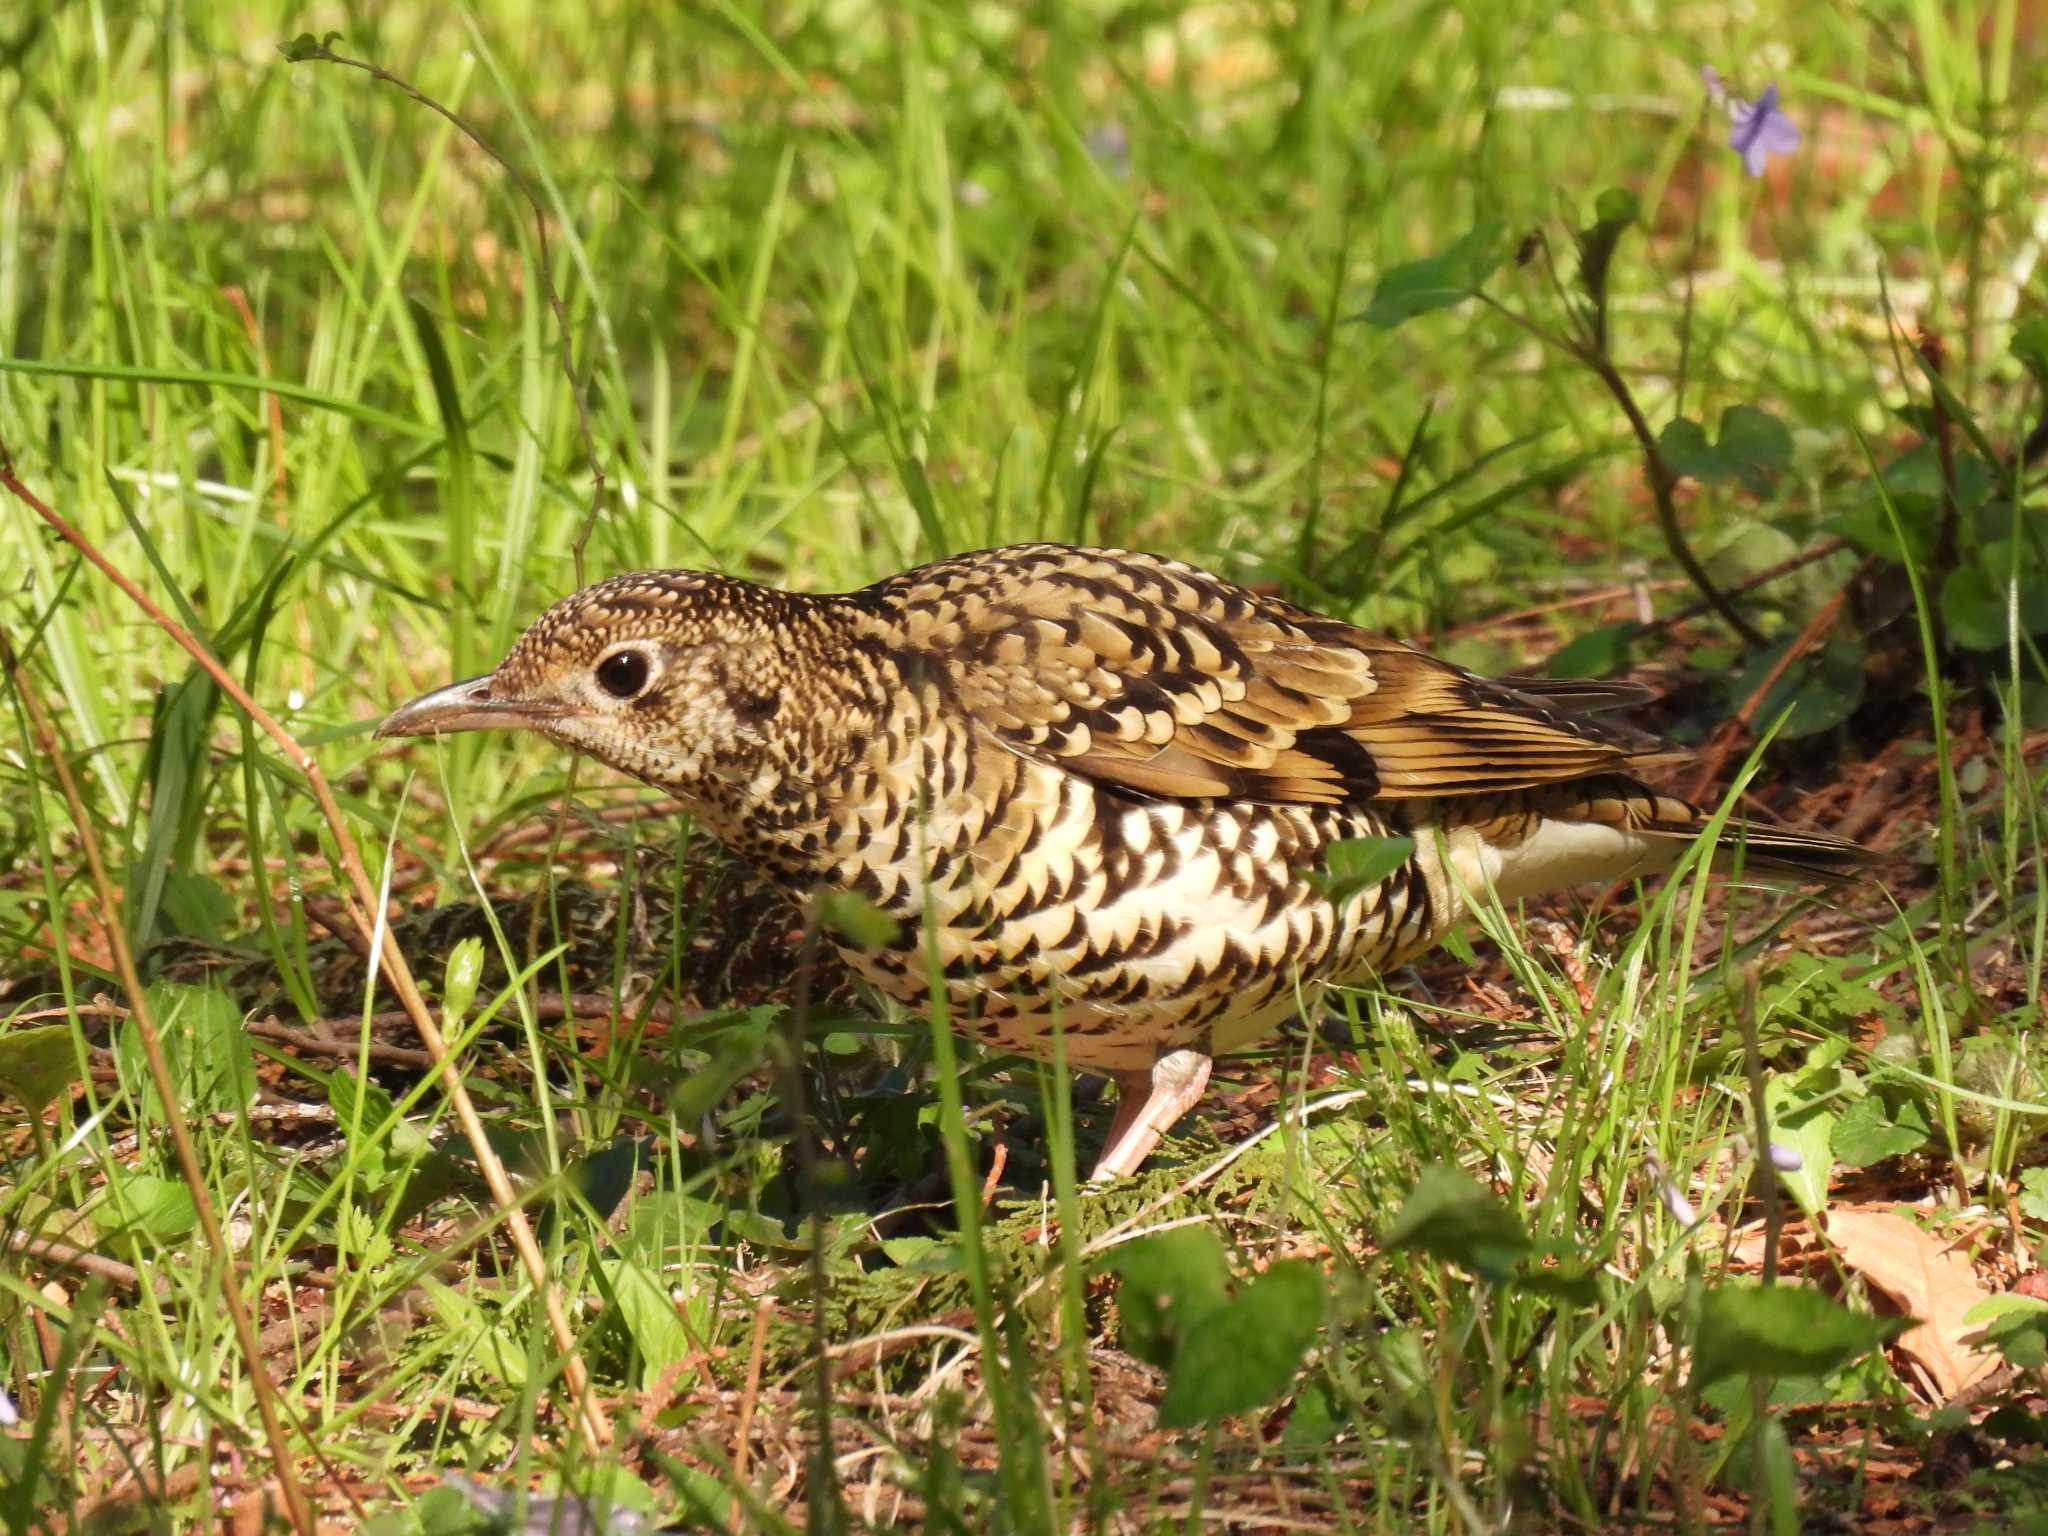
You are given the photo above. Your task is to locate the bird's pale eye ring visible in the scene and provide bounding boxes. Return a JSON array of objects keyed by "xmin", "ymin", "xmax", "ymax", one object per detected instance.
[{"xmin": 595, "ymin": 647, "xmax": 653, "ymax": 700}]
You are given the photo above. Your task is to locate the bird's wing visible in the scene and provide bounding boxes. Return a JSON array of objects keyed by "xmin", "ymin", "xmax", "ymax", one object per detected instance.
[{"xmin": 873, "ymin": 544, "xmax": 1681, "ymax": 807}]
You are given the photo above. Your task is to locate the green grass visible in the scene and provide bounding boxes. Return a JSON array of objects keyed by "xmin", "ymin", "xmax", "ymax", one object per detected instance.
[{"xmin": 2, "ymin": 2, "xmax": 2047, "ymax": 1531}]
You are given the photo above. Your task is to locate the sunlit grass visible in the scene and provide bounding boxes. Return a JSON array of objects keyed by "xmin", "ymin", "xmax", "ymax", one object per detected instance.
[{"xmin": 2, "ymin": 1, "xmax": 2045, "ymax": 1530}]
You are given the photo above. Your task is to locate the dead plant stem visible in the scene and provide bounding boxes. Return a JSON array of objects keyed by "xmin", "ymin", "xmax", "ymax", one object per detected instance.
[
  {"xmin": 0, "ymin": 447, "xmax": 611, "ymax": 1451},
  {"xmin": 3, "ymin": 635, "xmax": 325, "ymax": 1535}
]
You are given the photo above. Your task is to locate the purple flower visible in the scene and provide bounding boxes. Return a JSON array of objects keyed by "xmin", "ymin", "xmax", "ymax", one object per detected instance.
[
  {"xmin": 1646, "ymin": 1154, "xmax": 1700, "ymax": 1226},
  {"xmin": 1660, "ymin": 1181, "xmax": 1700, "ymax": 1227},
  {"xmin": 1086, "ymin": 122, "xmax": 1131, "ymax": 178},
  {"xmin": 1766, "ymin": 1141, "xmax": 1804, "ymax": 1172},
  {"xmin": 1702, "ymin": 68, "xmax": 1801, "ymax": 177},
  {"xmin": 1729, "ymin": 82, "xmax": 1800, "ymax": 176}
]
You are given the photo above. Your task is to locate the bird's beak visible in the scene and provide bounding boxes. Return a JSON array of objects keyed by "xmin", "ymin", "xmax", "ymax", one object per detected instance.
[{"xmin": 375, "ymin": 675, "xmax": 559, "ymax": 739}]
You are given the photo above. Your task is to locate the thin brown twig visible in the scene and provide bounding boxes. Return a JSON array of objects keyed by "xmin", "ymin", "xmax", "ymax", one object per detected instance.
[
  {"xmin": 475, "ymin": 797, "xmax": 688, "ymax": 856},
  {"xmin": 1633, "ymin": 537, "xmax": 1851, "ymax": 637},
  {"xmin": 10, "ymin": 1224, "xmax": 341, "ymax": 1300},
  {"xmin": 1732, "ymin": 583, "xmax": 1854, "ymax": 731},
  {"xmin": 1434, "ymin": 581, "xmax": 1685, "ymax": 644},
  {"xmin": 21, "ymin": 993, "xmax": 687, "ymax": 1073},
  {"xmin": 1580, "ymin": 347, "xmax": 1767, "ymax": 650},
  {"xmin": 2, "ymin": 634, "xmax": 324, "ymax": 1535},
  {"xmin": 729, "ymin": 1296, "xmax": 774, "ymax": 1526},
  {"xmin": 1684, "ymin": 574, "xmax": 1860, "ymax": 802},
  {"xmin": 1473, "ymin": 292, "xmax": 1766, "ymax": 649},
  {"xmin": 979, "ymin": 1141, "xmax": 1008, "ymax": 1207},
  {"xmin": 6, "ymin": 1230, "xmax": 150, "ymax": 1293},
  {"xmin": 252, "ymin": 992, "xmax": 693, "ymax": 1068},
  {"xmin": 0, "ymin": 449, "xmax": 611, "ymax": 1450},
  {"xmin": 245, "ymin": 1018, "xmax": 439, "ymax": 1070}
]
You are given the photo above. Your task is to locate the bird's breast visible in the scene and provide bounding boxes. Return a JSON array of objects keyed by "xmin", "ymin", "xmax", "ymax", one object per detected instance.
[{"xmin": 810, "ymin": 726, "xmax": 1457, "ymax": 1069}]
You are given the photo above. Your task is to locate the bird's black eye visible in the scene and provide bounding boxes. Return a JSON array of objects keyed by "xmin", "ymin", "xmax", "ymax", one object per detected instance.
[{"xmin": 595, "ymin": 648, "xmax": 651, "ymax": 700}]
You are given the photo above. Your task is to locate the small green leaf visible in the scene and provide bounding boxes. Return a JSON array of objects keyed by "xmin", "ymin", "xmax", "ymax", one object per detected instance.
[
  {"xmin": 1690, "ymin": 1284, "xmax": 1908, "ymax": 1389},
  {"xmin": 1279, "ymin": 1375, "xmax": 1344, "ymax": 1448},
  {"xmin": 1962, "ymin": 1293, "xmax": 2048, "ymax": 1328},
  {"xmin": 1940, "ymin": 550, "xmax": 2048, "ymax": 653},
  {"xmin": 1964, "ymin": 1296, "xmax": 2048, "ymax": 1370},
  {"xmin": 1545, "ymin": 623, "xmax": 1638, "ymax": 680},
  {"xmin": 668, "ymin": 1037, "xmax": 768, "ymax": 1125},
  {"xmin": 2019, "ymin": 1167, "xmax": 2048, "ymax": 1223},
  {"xmin": 1725, "ymin": 637, "xmax": 1866, "ymax": 740},
  {"xmin": 1658, "ymin": 417, "xmax": 1714, "ymax": 478},
  {"xmin": 327, "ymin": 1072, "xmax": 433, "ymax": 1194},
  {"xmin": 157, "ymin": 871, "xmax": 234, "ymax": 941},
  {"xmin": 1756, "ymin": 1413, "xmax": 1801, "ymax": 1536},
  {"xmin": 1763, "ymin": 1073, "xmax": 1836, "ymax": 1216},
  {"xmin": 110, "ymin": 1172, "xmax": 198, "ymax": 1241},
  {"xmin": 1659, "ymin": 407, "xmax": 1793, "ymax": 495},
  {"xmin": 1381, "ymin": 1164, "xmax": 1531, "ymax": 1281},
  {"xmin": 1357, "ymin": 223, "xmax": 1506, "ymax": 328},
  {"xmin": 1715, "ymin": 406, "xmax": 1796, "ymax": 488},
  {"xmin": 1855, "ymin": 452, "xmax": 1945, "ymax": 557},
  {"xmin": 1308, "ymin": 836, "xmax": 1416, "ymax": 908},
  {"xmin": 1941, "ymin": 566, "xmax": 2006, "ymax": 652},
  {"xmin": 0, "ymin": 1025, "xmax": 82, "ymax": 1113},
  {"xmin": 1996, "ymin": 1326, "xmax": 2048, "ymax": 1370},
  {"xmin": 1831, "ymin": 1094, "xmax": 1930, "ymax": 1168},
  {"xmin": 1594, "ymin": 188, "xmax": 1642, "ymax": 225},
  {"xmin": 2012, "ymin": 317, "xmax": 2048, "ymax": 389},
  {"xmin": 1754, "ymin": 953, "xmax": 1901, "ymax": 1035},
  {"xmin": 1101, "ymin": 1226, "xmax": 1232, "ymax": 1370},
  {"xmin": 442, "ymin": 938, "xmax": 485, "ymax": 1019},
  {"xmin": 880, "ymin": 1236, "xmax": 962, "ymax": 1272},
  {"xmin": 423, "ymin": 1278, "xmax": 529, "ymax": 1388},
  {"xmin": 1838, "ymin": 441, "xmax": 1995, "ymax": 564},
  {"xmin": 816, "ymin": 890, "xmax": 901, "ymax": 951},
  {"xmin": 1157, "ymin": 1261, "xmax": 1325, "ymax": 1427},
  {"xmin": 1575, "ymin": 189, "xmax": 1641, "ymax": 328},
  {"xmin": 122, "ymin": 983, "xmax": 256, "ymax": 1119},
  {"xmin": 602, "ymin": 1256, "xmax": 694, "ymax": 1384},
  {"xmin": 1980, "ymin": 537, "xmax": 2048, "ymax": 634}
]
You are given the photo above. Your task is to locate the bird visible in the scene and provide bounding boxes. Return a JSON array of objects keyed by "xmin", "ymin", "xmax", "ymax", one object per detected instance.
[{"xmin": 377, "ymin": 542, "xmax": 1869, "ymax": 1179}]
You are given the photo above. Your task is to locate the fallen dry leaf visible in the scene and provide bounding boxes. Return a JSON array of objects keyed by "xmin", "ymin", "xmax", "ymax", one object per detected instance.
[
  {"xmin": 1826, "ymin": 1206, "xmax": 2000, "ymax": 1401},
  {"xmin": 1722, "ymin": 1220, "xmax": 1812, "ymax": 1272}
]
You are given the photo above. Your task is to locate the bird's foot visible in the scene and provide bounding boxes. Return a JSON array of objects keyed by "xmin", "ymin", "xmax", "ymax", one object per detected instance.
[{"xmin": 1088, "ymin": 1047, "xmax": 1213, "ymax": 1181}]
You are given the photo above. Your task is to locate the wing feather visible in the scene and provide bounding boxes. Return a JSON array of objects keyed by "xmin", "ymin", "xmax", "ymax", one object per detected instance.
[{"xmin": 868, "ymin": 544, "xmax": 1678, "ymax": 806}]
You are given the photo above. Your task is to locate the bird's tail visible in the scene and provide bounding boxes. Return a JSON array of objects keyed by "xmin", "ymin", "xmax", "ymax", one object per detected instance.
[
  {"xmin": 1482, "ymin": 778, "xmax": 1879, "ymax": 902},
  {"xmin": 1630, "ymin": 793, "xmax": 1877, "ymax": 884}
]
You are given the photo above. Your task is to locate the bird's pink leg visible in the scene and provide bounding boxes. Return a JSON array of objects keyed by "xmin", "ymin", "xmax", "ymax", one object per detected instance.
[{"xmin": 1089, "ymin": 1047, "xmax": 1213, "ymax": 1181}]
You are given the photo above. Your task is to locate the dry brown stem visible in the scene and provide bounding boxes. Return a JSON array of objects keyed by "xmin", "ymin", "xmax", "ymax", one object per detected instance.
[
  {"xmin": 0, "ymin": 448, "xmax": 611, "ymax": 1453},
  {"xmin": 3, "ymin": 634, "xmax": 326, "ymax": 1534}
]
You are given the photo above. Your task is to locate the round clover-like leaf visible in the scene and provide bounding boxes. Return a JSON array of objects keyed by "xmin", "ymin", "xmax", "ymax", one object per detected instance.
[
  {"xmin": 1690, "ymin": 1284, "xmax": 1907, "ymax": 1390},
  {"xmin": 1156, "ymin": 1261, "xmax": 1326, "ymax": 1427}
]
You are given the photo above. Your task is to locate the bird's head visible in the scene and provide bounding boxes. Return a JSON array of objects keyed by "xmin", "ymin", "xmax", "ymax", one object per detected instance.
[{"xmin": 377, "ymin": 570, "xmax": 837, "ymax": 816}]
